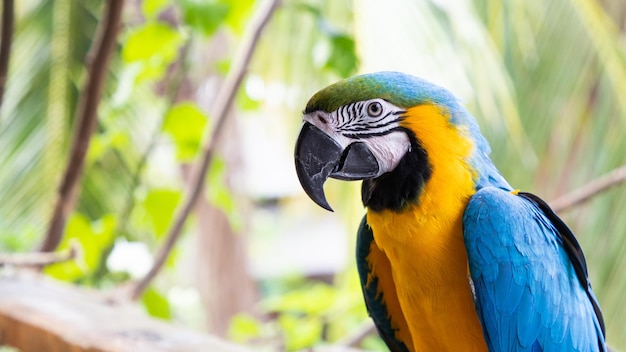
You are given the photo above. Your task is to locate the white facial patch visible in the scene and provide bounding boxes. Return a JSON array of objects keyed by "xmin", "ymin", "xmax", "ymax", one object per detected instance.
[
  {"xmin": 302, "ymin": 99, "xmax": 411, "ymax": 177},
  {"xmin": 360, "ymin": 131, "xmax": 411, "ymax": 177}
]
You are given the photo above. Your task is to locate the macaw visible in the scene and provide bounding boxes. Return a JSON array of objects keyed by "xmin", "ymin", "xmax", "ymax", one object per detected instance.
[{"xmin": 294, "ymin": 72, "xmax": 607, "ymax": 351}]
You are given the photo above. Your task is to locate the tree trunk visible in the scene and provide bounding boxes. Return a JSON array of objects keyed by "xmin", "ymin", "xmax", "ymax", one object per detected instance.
[{"xmin": 194, "ymin": 114, "xmax": 258, "ymax": 337}]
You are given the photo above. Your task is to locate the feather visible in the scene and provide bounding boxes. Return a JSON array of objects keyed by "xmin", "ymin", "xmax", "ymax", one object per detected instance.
[
  {"xmin": 464, "ymin": 187, "xmax": 606, "ymax": 351},
  {"xmin": 356, "ymin": 216, "xmax": 411, "ymax": 352}
]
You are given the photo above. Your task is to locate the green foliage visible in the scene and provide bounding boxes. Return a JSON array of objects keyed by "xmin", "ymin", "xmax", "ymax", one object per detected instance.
[
  {"xmin": 141, "ymin": 0, "xmax": 170, "ymax": 18},
  {"xmin": 228, "ymin": 313, "xmax": 263, "ymax": 343},
  {"xmin": 228, "ymin": 278, "xmax": 372, "ymax": 351},
  {"xmin": 142, "ymin": 189, "xmax": 182, "ymax": 238},
  {"xmin": 0, "ymin": 224, "xmax": 38, "ymax": 252},
  {"xmin": 278, "ymin": 314, "xmax": 324, "ymax": 351},
  {"xmin": 296, "ymin": 2, "xmax": 359, "ymax": 77},
  {"xmin": 45, "ymin": 214, "xmax": 116, "ymax": 282},
  {"xmin": 87, "ymin": 130, "xmax": 129, "ymax": 165},
  {"xmin": 262, "ymin": 281, "xmax": 336, "ymax": 314},
  {"xmin": 324, "ymin": 34, "xmax": 358, "ymax": 78},
  {"xmin": 121, "ymin": 22, "xmax": 185, "ymax": 81},
  {"xmin": 221, "ymin": 0, "xmax": 256, "ymax": 34},
  {"xmin": 163, "ymin": 102, "xmax": 209, "ymax": 162},
  {"xmin": 0, "ymin": 0, "xmax": 101, "ymax": 251},
  {"xmin": 180, "ymin": 0, "xmax": 230, "ymax": 36},
  {"xmin": 142, "ymin": 287, "xmax": 172, "ymax": 320}
]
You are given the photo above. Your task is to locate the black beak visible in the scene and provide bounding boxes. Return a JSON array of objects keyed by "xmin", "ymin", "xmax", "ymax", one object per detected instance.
[{"xmin": 294, "ymin": 122, "xmax": 379, "ymax": 211}]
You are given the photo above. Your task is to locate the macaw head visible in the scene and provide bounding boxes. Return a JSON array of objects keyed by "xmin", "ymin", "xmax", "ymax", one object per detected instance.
[{"xmin": 294, "ymin": 71, "xmax": 507, "ymax": 212}]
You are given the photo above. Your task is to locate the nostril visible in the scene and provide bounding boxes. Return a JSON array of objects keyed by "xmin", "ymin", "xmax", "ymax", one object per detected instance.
[{"xmin": 318, "ymin": 115, "xmax": 328, "ymax": 124}]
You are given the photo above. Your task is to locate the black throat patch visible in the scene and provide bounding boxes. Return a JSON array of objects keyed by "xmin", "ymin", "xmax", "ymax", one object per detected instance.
[{"xmin": 361, "ymin": 130, "xmax": 432, "ymax": 212}]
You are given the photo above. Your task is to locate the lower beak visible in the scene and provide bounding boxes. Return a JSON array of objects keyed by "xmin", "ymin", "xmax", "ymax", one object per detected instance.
[{"xmin": 294, "ymin": 122, "xmax": 379, "ymax": 211}]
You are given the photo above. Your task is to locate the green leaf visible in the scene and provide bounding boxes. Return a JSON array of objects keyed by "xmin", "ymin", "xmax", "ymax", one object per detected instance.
[
  {"xmin": 300, "ymin": 6, "xmax": 358, "ymax": 78},
  {"xmin": 221, "ymin": 0, "xmax": 255, "ymax": 34},
  {"xmin": 121, "ymin": 22, "xmax": 184, "ymax": 81},
  {"xmin": 215, "ymin": 59, "xmax": 231, "ymax": 75},
  {"xmin": 279, "ymin": 314, "xmax": 323, "ymax": 351},
  {"xmin": 228, "ymin": 313, "xmax": 263, "ymax": 343},
  {"xmin": 180, "ymin": 0, "xmax": 230, "ymax": 36},
  {"xmin": 45, "ymin": 214, "xmax": 117, "ymax": 282},
  {"xmin": 263, "ymin": 282, "xmax": 336, "ymax": 315},
  {"xmin": 142, "ymin": 287, "xmax": 172, "ymax": 320},
  {"xmin": 325, "ymin": 34, "xmax": 358, "ymax": 78},
  {"xmin": 142, "ymin": 0, "xmax": 170, "ymax": 18},
  {"xmin": 87, "ymin": 130, "xmax": 129, "ymax": 165},
  {"xmin": 163, "ymin": 102, "xmax": 209, "ymax": 161},
  {"xmin": 143, "ymin": 188, "xmax": 182, "ymax": 238},
  {"xmin": 122, "ymin": 22, "xmax": 182, "ymax": 62}
]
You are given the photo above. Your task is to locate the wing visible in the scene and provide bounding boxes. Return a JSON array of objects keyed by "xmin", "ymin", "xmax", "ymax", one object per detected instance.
[
  {"xmin": 463, "ymin": 187, "xmax": 606, "ymax": 352},
  {"xmin": 356, "ymin": 215, "xmax": 411, "ymax": 352}
]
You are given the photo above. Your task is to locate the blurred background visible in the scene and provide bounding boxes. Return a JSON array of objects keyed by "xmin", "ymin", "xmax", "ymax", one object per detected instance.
[{"xmin": 1, "ymin": 0, "xmax": 625, "ymax": 350}]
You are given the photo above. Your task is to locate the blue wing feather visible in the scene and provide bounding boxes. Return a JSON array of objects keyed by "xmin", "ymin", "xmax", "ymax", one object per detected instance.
[{"xmin": 463, "ymin": 187, "xmax": 606, "ymax": 352}]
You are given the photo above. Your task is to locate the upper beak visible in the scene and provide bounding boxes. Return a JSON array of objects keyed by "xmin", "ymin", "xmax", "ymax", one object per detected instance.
[{"xmin": 294, "ymin": 122, "xmax": 379, "ymax": 211}]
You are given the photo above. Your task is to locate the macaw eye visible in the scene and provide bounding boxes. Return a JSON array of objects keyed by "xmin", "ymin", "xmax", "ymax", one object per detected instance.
[{"xmin": 367, "ymin": 101, "xmax": 383, "ymax": 117}]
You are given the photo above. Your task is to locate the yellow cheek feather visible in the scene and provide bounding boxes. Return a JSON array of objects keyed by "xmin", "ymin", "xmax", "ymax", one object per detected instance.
[{"xmin": 366, "ymin": 104, "xmax": 488, "ymax": 351}]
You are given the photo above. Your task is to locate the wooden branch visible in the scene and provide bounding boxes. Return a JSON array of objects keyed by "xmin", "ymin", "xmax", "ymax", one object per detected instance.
[
  {"xmin": 0, "ymin": 274, "xmax": 251, "ymax": 352},
  {"xmin": 38, "ymin": 0, "xmax": 125, "ymax": 252},
  {"xmin": 550, "ymin": 164, "xmax": 626, "ymax": 212},
  {"xmin": 130, "ymin": 0, "xmax": 280, "ymax": 300},
  {"xmin": 0, "ymin": 242, "xmax": 79, "ymax": 267},
  {"xmin": 0, "ymin": 0, "xmax": 14, "ymax": 110}
]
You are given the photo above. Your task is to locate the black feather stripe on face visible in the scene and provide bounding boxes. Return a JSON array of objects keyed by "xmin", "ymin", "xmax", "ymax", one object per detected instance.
[
  {"xmin": 362, "ymin": 129, "xmax": 432, "ymax": 212},
  {"xmin": 326, "ymin": 100, "xmax": 405, "ymax": 139}
]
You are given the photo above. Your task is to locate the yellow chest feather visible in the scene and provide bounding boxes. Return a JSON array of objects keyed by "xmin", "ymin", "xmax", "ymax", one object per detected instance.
[{"xmin": 366, "ymin": 104, "xmax": 487, "ymax": 351}]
